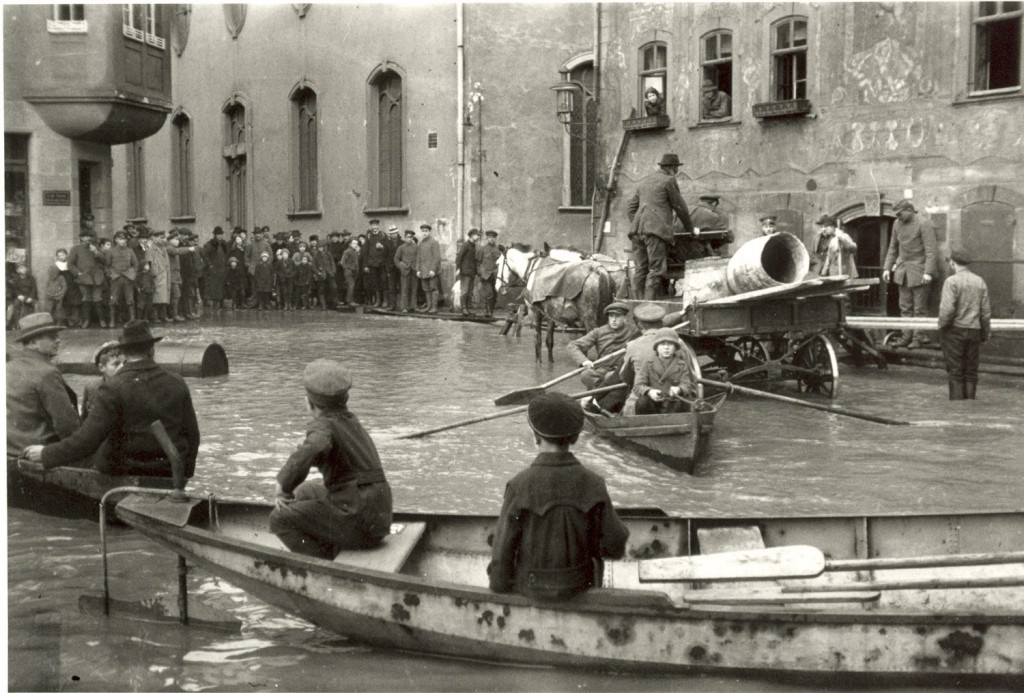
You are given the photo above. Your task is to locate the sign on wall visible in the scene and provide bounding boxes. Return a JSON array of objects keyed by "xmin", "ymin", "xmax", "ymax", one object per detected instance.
[{"xmin": 43, "ymin": 190, "xmax": 71, "ymax": 206}]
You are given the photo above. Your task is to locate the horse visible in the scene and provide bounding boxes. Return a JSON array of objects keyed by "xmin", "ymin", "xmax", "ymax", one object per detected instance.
[{"xmin": 496, "ymin": 246, "xmax": 616, "ymax": 361}]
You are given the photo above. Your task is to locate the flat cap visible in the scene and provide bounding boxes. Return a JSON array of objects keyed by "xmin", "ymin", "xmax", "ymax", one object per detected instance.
[
  {"xmin": 484, "ymin": 230, "xmax": 499, "ymax": 238},
  {"xmin": 759, "ymin": 215, "xmax": 778, "ymax": 223},
  {"xmin": 467, "ymin": 228, "xmax": 481, "ymax": 238},
  {"xmin": 633, "ymin": 302, "xmax": 667, "ymax": 324},
  {"xmin": 815, "ymin": 214, "xmax": 837, "ymax": 227},
  {"xmin": 93, "ymin": 340, "xmax": 121, "ymax": 366},
  {"xmin": 699, "ymin": 195, "xmax": 720, "ymax": 203},
  {"xmin": 949, "ymin": 247, "xmax": 972, "ymax": 265},
  {"xmin": 303, "ymin": 359, "xmax": 353, "ymax": 407},
  {"xmin": 652, "ymin": 327, "xmax": 683, "ymax": 350},
  {"xmin": 528, "ymin": 392, "xmax": 585, "ymax": 439},
  {"xmin": 404, "ymin": 230, "xmax": 417, "ymax": 238},
  {"xmin": 420, "ymin": 223, "xmax": 432, "ymax": 231},
  {"xmin": 603, "ymin": 301, "xmax": 630, "ymax": 316},
  {"xmin": 893, "ymin": 199, "xmax": 915, "ymax": 212}
]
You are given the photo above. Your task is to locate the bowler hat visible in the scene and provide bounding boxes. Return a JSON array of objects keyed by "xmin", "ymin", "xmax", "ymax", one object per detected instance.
[
  {"xmin": 93, "ymin": 340, "xmax": 121, "ymax": 366},
  {"xmin": 652, "ymin": 327, "xmax": 683, "ymax": 350},
  {"xmin": 136, "ymin": 227, "xmax": 152, "ymax": 239},
  {"xmin": 420, "ymin": 223, "xmax": 432, "ymax": 231},
  {"xmin": 15, "ymin": 312, "xmax": 64, "ymax": 343},
  {"xmin": 290, "ymin": 229, "xmax": 301, "ymax": 237},
  {"xmin": 467, "ymin": 228, "xmax": 481, "ymax": 238},
  {"xmin": 949, "ymin": 247, "xmax": 973, "ymax": 265},
  {"xmin": 303, "ymin": 358, "xmax": 352, "ymax": 408},
  {"xmin": 484, "ymin": 230, "xmax": 499, "ymax": 238},
  {"xmin": 527, "ymin": 392, "xmax": 585, "ymax": 439},
  {"xmin": 308, "ymin": 234, "xmax": 319, "ymax": 242},
  {"xmin": 118, "ymin": 320, "xmax": 163, "ymax": 347},
  {"xmin": 815, "ymin": 214, "xmax": 837, "ymax": 227},
  {"xmin": 659, "ymin": 153, "xmax": 682, "ymax": 167},
  {"xmin": 603, "ymin": 301, "xmax": 630, "ymax": 316},
  {"xmin": 633, "ymin": 302, "xmax": 667, "ymax": 324},
  {"xmin": 894, "ymin": 199, "xmax": 915, "ymax": 213},
  {"xmin": 213, "ymin": 226, "xmax": 224, "ymax": 236},
  {"xmin": 329, "ymin": 231, "xmax": 340, "ymax": 238}
]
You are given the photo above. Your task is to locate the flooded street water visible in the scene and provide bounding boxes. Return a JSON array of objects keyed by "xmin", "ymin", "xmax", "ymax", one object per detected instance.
[{"xmin": 8, "ymin": 311, "xmax": 1024, "ymax": 691}]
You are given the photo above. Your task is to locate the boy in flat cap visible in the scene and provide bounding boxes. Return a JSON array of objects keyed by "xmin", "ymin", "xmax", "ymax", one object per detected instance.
[
  {"xmin": 414, "ymin": 224, "xmax": 442, "ymax": 313},
  {"xmin": 456, "ymin": 228, "xmax": 481, "ymax": 315},
  {"xmin": 476, "ymin": 230, "xmax": 503, "ymax": 317},
  {"xmin": 566, "ymin": 301, "xmax": 640, "ymax": 414},
  {"xmin": 883, "ymin": 200, "xmax": 938, "ymax": 349},
  {"xmin": 394, "ymin": 230, "xmax": 419, "ymax": 312},
  {"xmin": 938, "ymin": 248, "xmax": 991, "ymax": 400},
  {"xmin": 488, "ymin": 392, "xmax": 629, "ymax": 600},
  {"xmin": 269, "ymin": 359, "xmax": 393, "ymax": 559},
  {"xmin": 759, "ymin": 215, "xmax": 778, "ymax": 236}
]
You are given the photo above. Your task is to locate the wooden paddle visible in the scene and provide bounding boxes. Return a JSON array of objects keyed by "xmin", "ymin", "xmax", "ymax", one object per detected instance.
[
  {"xmin": 494, "ymin": 320, "xmax": 691, "ymax": 406},
  {"xmin": 399, "ymin": 383, "xmax": 628, "ymax": 440},
  {"xmin": 696, "ymin": 378, "xmax": 910, "ymax": 426}
]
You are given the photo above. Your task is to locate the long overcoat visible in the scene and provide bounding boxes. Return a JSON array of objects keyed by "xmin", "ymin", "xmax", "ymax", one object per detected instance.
[
  {"xmin": 146, "ymin": 242, "xmax": 171, "ymax": 304},
  {"xmin": 203, "ymin": 238, "xmax": 229, "ymax": 302},
  {"xmin": 626, "ymin": 170, "xmax": 694, "ymax": 243}
]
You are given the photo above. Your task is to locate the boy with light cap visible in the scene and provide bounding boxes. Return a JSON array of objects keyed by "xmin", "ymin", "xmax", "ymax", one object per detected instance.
[
  {"xmin": 269, "ymin": 359, "xmax": 393, "ymax": 559},
  {"xmin": 488, "ymin": 392, "xmax": 629, "ymax": 600}
]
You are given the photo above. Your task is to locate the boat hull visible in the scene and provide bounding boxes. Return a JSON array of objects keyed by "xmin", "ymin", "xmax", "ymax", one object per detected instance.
[{"xmin": 115, "ymin": 499, "xmax": 1024, "ymax": 683}]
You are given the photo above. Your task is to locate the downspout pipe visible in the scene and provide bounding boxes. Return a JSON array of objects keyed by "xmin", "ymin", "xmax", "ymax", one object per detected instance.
[
  {"xmin": 592, "ymin": 2, "xmax": 601, "ymax": 252},
  {"xmin": 456, "ymin": 3, "xmax": 466, "ymax": 239}
]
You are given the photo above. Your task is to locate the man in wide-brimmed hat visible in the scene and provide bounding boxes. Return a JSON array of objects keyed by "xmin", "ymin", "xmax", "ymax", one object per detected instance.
[
  {"xmin": 626, "ymin": 153, "xmax": 695, "ymax": 299},
  {"xmin": 7, "ymin": 313, "xmax": 81, "ymax": 460},
  {"xmin": 24, "ymin": 320, "xmax": 200, "ymax": 481}
]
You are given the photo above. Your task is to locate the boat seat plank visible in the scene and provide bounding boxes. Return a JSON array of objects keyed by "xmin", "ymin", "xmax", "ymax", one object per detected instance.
[
  {"xmin": 684, "ymin": 589, "xmax": 881, "ymax": 605},
  {"xmin": 333, "ymin": 522, "xmax": 426, "ymax": 573},
  {"xmin": 606, "ymin": 424, "xmax": 693, "ymax": 437},
  {"xmin": 698, "ymin": 526, "xmax": 767, "ymax": 553}
]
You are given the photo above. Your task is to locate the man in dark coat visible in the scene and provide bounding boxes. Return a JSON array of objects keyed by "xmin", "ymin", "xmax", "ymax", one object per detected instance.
[
  {"xmin": 626, "ymin": 153, "xmax": 694, "ymax": 299},
  {"xmin": 68, "ymin": 229, "xmax": 108, "ymax": 327},
  {"xmin": 566, "ymin": 302, "xmax": 640, "ymax": 414},
  {"xmin": 269, "ymin": 359, "xmax": 393, "ymax": 559},
  {"xmin": 488, "ymin": 393, "xmax": 628, "ymax": 601},
  {"xmin": 361, "ymin": 220, "xmax": 388, "ymax": 307},
  {"xmin": 476, "ymin": 230, "xmax": 503, "ymax": 318},
  {"xmin": 938, "ymin": 248, "xmax": 992, "ymax": 400},
  {"xmin": 456, "ymin": 228, "xmax": 481, "ymax": 315},
  {"xmin": 7, "ymin": 313, "xmax": 80, "ymax": 461},
  {"xmin": 25, "ymin": 321, "xmax": 201, "ymax": 479},
  {"xmin": 882, "ymin": 199, "xmax": 938, "ymax": 349},
  {"xmin": 203, "ymin": 227, "xmax": 229, "ymax": 307}
]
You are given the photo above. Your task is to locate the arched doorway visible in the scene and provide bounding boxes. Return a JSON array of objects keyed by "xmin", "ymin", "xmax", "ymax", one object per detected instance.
[{"xmin": 839, "ymin": 214, "xmax": 898, "ymax": 316}]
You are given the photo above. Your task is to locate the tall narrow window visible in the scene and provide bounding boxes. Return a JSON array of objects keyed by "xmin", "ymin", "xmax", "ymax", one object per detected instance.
[
  {"xmin": 566, "ymin": 63, "xmax": 596, "ymax": 207},
  {"xmin": 972, "ymin": 2, "xmax": 1023, "ymax": 93},
  {"xmin": 772, "ymin": 17, "xmax": 808, "ymax": 101},
  {"xmin": 224, "ymin": 103, "xmax": 248, "ymax": 230},
  {"xmin": 292, "ymin": 87, "xmax": 319, "ymax": 212},
  {"xmin": 122, "ymin": 4, "xmax": 164, "ymax": 48},
  {"xmin": 373, "ymin": 71, "xmax": 403, "ymax": 208},
  {"xmin": 5, "ymin": 134, "xmax": 30, "ymax": 267},
  {"xmin": 639, "ymin": 42, "xmax": 668, "ymax": 116},
  {"xmin": 701, "ymin": 31, "xmax": 733, "ymax": 119},
  {"xmin": 127, "ymin": 140, "xmax": 146, "ymax": 221},
  {"xmin": 171, "ymin": 112, "xmax": 194, "ymax": 218}
]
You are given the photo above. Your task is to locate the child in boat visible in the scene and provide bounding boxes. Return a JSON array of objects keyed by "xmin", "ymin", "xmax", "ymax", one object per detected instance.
[
  {"xmin": 81, "ymin": 341, "xmax": 124, "ymax": 421},
  {"xmin": 269, "ymin": 359, "xmax": 393, "ymax": 560},
  {"xmin": 488, "ymin": 392, "xmax": 629, "ymax": 600},
  {"xmin": 633, "ymin": 327, "xmax": 697, "ymax": 415}
]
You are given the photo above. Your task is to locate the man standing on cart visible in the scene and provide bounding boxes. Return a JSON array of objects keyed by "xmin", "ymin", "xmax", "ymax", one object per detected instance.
[{"xmin": 882, "ymin": 200, "xmax": 937, "ymax": 349}]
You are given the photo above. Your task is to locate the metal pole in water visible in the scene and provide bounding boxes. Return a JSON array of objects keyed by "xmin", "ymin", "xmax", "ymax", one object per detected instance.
[{"xmin": 149, "ymin": 420, "xmax": 190, "ymax": 624}]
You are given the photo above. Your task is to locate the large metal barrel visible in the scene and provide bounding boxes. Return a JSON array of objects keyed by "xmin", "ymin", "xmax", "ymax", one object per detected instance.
[
  {"xmin": 56, "ymin": 342, "xmax": 229, "ymax": 377},
  {"xmin": 725, "ymin": 232, "xmax": 809, "ymax": 295}
]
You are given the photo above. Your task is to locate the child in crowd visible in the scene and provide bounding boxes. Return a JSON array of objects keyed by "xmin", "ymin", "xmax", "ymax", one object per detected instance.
[
  {"xmin": 136, "ymin": 260, "xmax": 156, "ymax": 321},
  {"xmin": 275, "ymin": 248, "xmax": 295, "ymax": 310},
  {"xmin": 98, "ymin": 237, "xmax": 114, "ymax": 321},
  {"xmin": 293, "ymin": 254, "xmax": 314, "ymax": 309},
  {"xmin": 253, "ymin": 251, "xmax": 276, "ymax": 310},
  {"xmin": 225, "ymin": 256, "xmax": 247, "ymax": 309},
  {"xmin": 81, "ymin": 341, "xmax": 125, "ymax": 421},
  {"xmin": 291, "ymin": 241, "xmax": 313, "ymax": 267},
  {"xmin": 7, "ymin": 263, "xmax": 37, "ymax": 329},
  {"xmin": 341, "ymin": 238, "xmax": 360, "ymax": 306},
  {"xmin": 633, "ymin": 328, "xmax": 697, "ymax": 415},
  {"xmin": 42, "ymin": 249, "xmax": 70, "ymax": 326},
  {"xmin": 106, "ymin": 230, "xmax": 139, "ymax": 325}
]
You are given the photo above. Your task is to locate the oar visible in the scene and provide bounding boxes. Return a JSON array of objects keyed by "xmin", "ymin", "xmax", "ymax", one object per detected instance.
[
  {"xmin": 149, "ymin": 421, "xmax": 192, "ymax": 625},
  {"xmin": 494, "ymin": 320, "xmax": 691, "ymax": 406},
  {"xmin": 697, "ymin": 378, "xmax": 910, "ymax": 426},
  {"xmin": 399, "ymin": 383, "xmax": 627, "ymax": 440}
]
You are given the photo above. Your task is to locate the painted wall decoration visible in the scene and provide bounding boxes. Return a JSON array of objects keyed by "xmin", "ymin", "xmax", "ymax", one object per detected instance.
[
  {"xmin": 843, "ymin": 37, "xmax": 934, "ymax": 104},
  {"xmin": 831, "ymin": 117, "xmax": 929, "ymax": 156}
]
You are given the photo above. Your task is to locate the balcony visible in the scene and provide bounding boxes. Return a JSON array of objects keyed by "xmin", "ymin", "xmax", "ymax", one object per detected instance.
[{"xmin": 622, "ymin": 114, "xmax": 671, "ymax": 132}]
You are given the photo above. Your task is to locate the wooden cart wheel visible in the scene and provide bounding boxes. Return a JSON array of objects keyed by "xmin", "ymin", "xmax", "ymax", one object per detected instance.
[
  {"xmin": 730, "ymin": 337, "xmax": 772, "ymax": 384},
  {"xmin": 795, "ymin": 334, "xmax": 839, "ymax": 399}
]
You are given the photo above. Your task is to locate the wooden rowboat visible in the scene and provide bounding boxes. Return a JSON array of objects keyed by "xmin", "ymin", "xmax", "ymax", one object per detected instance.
[
  {"xmin": 114, "ymin": 494, "xmax": 1024, "ymax": 684},
  {"xmin": 583, "ymin": 393, "xmax": 725, "ymax": 474}
]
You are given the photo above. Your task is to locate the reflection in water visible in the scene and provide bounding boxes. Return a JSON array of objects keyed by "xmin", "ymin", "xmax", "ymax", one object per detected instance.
[{"xmin": 10, "ymin": 312, "xmax": 1024, "ymax": 691}]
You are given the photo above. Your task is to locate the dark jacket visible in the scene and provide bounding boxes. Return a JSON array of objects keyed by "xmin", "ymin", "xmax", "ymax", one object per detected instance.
[
  {"xmin": 136, "ymin": 268, "xmax": 156, "ymax": 294},
  {"xmin": 68, "ymin": 242, "xmax": 106, "ymax": 286},
  {"xmin": 456, "ymin": 240, "xmax": 479, "ymax": 276},
  {"xmin": 566, "ymin": 323, "xmax": 641, "ymax": 371},
  {"xmin": 883, "ymin": 214, "xmax": 938, "ymax": 288},
  {"xmin": 105, "ymin": 245, "xmax": 138, "ymax": 281},
  {"xmin": 253, "ymin": 260, "xmax": 275, "ymax": 292},
  {"xmin": 394, "ymin": 243, "xmax": 417, "ymax": 275},
  {"xmin": 202, "ymin": 238, "xmax": 229, "ymax": 302},
  {"xmin": 634, "ymin": 352, "xmax": 695, "ymax": 399},
  {"xmin": 488, "ymin": 452, "xmax": 628, "ymax": 600},
  {"xmin": 6, "ymin": 350, "xmax": 80, "ymax": 459},
  {"xmin": 40, "ymin": 358, "xmax": 200, "ymax": 476},
  {"xmin": 476, "ymin": 243, "xmax": 503, "ymax": 280},
  {"xmin": 626, "ymin": 170, "xmax": 694, "ymax": 243},
  {"xmin": 361, "ymin": 230, "xmax": 388, "ymax": 268}
]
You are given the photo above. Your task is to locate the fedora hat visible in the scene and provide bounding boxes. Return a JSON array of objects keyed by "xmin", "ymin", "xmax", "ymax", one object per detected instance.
[
  {"xmin": 659, "ymin": 153, "xmax": 682, "ymax": 167},
  {"xmin": 118, "ymin": 320, "xmax": 163, "ymax": 348},
  {"xmin": 15, "ymin": 312, "xmax": 64, "ymax": 343}
]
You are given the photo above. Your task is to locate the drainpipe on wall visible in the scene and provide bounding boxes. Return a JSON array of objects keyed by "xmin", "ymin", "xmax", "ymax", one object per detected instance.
[
  {"xmin": 592, "ymin": 1, "xmax": 601, "ymax": 253},
  {"xmin": 456, "ymin": 2, "xmax": 466, "ymax": 239}
]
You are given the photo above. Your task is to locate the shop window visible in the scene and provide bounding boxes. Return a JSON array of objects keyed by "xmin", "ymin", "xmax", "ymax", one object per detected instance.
[
  {"xmin": 122, "ymin": 3, "xmax": 164, "ymax": 49},
  {"xmin": 772, "ymin": 16, "xmax": 807, "ymax": 101},
  {"xmin": 563, "ymin": 62, "xmax": 596, "ymax": 208},
  {"xmin": 171, "ymin": 112, "xmax": 194, "ymax": 219},
  {"xmin": 971, "ymin": 1, "xmax": 1023, "ymax": 93},
  {"xmin": 126, "ymin": 140, "xmax": 146, "ymax": 222},
  {"xmin": 701, "ymin": 30, "xmax": 733, "ymax": 120},
  {"xmin": 5, "ymin": 134, "xmax": 30, "ymax": 268},
  {"xmin": 48, "ymin": 4, "xmax": 87, "ymax": 33},
  {"xmin": 371, "ymin": 70, "xmax": 403, "ymax": 209},
  {"xmin": 292, "ymin": 87, "xmax": 319, "ymax": 212}
]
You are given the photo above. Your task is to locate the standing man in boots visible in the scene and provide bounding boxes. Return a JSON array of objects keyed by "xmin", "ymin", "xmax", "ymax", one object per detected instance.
[
  {"xmin": 361, "ymin": 219, "xmax": 387, "ymax": 307},
  {"xmin": 476, "ymin": 230, "xmax": 502, "ymax": 318},
  {"xmin": 626, "ymin": 153, "xmax": 694, "ymax": 299},
  {"xmin": 105, "ymin": 230, "xmax": 138, "ymax": 326},
  {"xmin": 882, "ymin": 200, "xmax": 937, "ymax": 349},
  {"xmin": 456, "ymin": 228, "xmax": 481, "ymax": 316},
  {"xmin": 415, "ymin": 223, "xmax": 442, "ymax": 314},
  {"xmin": 394, "ymin": 230, "xmax": 419, "ymax": 313},
  {"xmin": 384, "ymin": 225, "xmax": 403, "ymax": 310},
  {"xmin": 938, "ymin": 248, "xmax": 991, "ymax": 400},
  {"xmin": 68, "ymin": 229, "xmax": 108, "ymax": 328}
]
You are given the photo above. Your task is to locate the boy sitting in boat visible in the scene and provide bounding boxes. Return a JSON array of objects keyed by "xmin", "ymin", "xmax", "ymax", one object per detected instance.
[
  {"xmin": 633, "ymin": 328, "xmax": 697, "ymax": 415},
  {"xmin": 488, "ymin": 392, "xmax": 629, "ymax": 600},
  {"xmin": 81, "ymin": 341, "xmax": 124, "ymax": 421},
  {"xmin": 269, "ymin": 359, "xmax": 393, "ymax": 559}
]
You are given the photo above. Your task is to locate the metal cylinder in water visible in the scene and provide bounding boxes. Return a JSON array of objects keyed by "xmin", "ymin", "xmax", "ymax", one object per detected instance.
[
  {"xmin": 56, "ymin": 341, "xmax": 229, "ymax": 377},
  {"xmin": 725, "ymin": 232, "xmax": 810, "ymax": 295}
]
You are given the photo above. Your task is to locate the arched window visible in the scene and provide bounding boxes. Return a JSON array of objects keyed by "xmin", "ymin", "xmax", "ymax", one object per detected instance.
[
  {"xmin": 291, "ymin": 87, "xmax": 319, "ymax": 212},
  {"xmin": 371, "ymin": 70, "xmax": 403, "ymax": 208},
  {"xmin": 772, "ymin": 16, "xmax": 808, "ymax": 101},
  {"xmin": 171, "ymin": 111, "xmax": 194, "ymax": 219},
  {"xmin": 563, "ymin": 61, "xmax": 596, "ymax": 207},
  {"xmin": 701, "ymin": 30, "xmax": 733, "ymax": 120},
  {"xmin": 639, "ymin": 42, "xmax": 668, "ymax": 114}
]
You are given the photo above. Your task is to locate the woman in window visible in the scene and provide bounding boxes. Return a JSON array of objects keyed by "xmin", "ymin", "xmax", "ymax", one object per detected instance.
[{"xmin": 643, "ymin": 86, "xmax": 664, "ymax": 116}]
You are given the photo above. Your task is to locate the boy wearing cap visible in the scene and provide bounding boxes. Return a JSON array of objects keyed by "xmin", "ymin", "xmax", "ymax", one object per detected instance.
[
  {"xmin": 81, "ymin": 341, "xmax": 124, "ymax": 421},
  {"xmin": 275, "ymin": 248, "xmax": 296, "ymax": 310},
  {"xmin": 394, "ymin": 231, "xmax": 419, "ymax": 312},
  {"xmin": 488, "ymin": 392, "xmax": 629, "ymax": 601},
  {"xmin": 619, "ymin": 303, "xmax": 668, "ymax": 390},
  {"xmin": 253, "ymin": 251, "xmax": 276, "ymax": 310},
  {"xmin": 106, "ymin": 231, "xmax": 139, "ymax": 326},
  {"xmin": 938, "ymin": 248, "xmax": 992, "ymax": 400},
  {"xmin": 883, "ymin": 200, "xmax": 938, "ymax": 349},
  {"xmin": 633, "ymin": 328, "xmax": 697, "ymax": 415},
  {"xmin": 566, "ymin": 302, "xmax": 641, "ymax": 414},
  {"xmin": 341, "ymin": 238, "xmax": 361, "ymax": 306},
  {"xmin": 7, "ymin": 313, "xmax": 81, "ymax": 460},
  {"xmin": 269, "ymin": 359, "xmax": 393, "ymax": 559},
  {"xmin": 759, "ymin": 215, "xmax": 778, "ymax": 236},
  {"xmin": 136, "ymin": 260, "xmax": 156, "ymax": 321},
  {"xmin": 415, "ymin": 224, "xmax": 442, "ymax": 313},
  {"xmin": 456, "ymin": 228, "xmax": 481, "ymax": 315},
  {"xmin": 476, "ymin": 230, "xmax": 503, "ymax": 317},
  {"xmin": 361, "ymin": 219, "xmax": 387, "ymax": 307},
  {"xmin": 225, "ymin": 256, "xmax": 247, "ymax": 309},
  {"xmin": 68, "ymin": 229, "xmax": 108, "ymax": 328}
]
